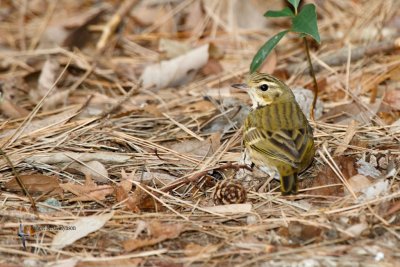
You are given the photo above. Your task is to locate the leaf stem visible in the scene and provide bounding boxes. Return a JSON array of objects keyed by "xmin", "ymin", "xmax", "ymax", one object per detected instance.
[{"xmin": 303, "ymin": 37, "xmax": 318, "ymax": 121}]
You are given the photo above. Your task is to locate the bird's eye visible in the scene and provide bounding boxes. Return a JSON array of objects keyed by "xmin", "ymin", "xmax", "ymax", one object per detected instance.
[{"xmin": 259, "ymin": 84, "xmax": 269, "ymax": 91}]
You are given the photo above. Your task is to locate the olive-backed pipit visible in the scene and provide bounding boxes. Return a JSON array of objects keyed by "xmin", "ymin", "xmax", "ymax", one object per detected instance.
[{"xmin": 232, "ymin": 72, "xmax": 315, "ymax": 195}]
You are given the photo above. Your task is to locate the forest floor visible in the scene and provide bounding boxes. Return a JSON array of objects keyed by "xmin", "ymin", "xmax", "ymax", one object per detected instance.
[{"xmin": 0, "ymin": 0, "xmax": 399, "ymax": 266}]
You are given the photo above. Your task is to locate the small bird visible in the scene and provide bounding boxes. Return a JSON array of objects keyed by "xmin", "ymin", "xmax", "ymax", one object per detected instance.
[{"xmin": 232, "ymin": 72, "xmax": 315, "ymax": 195}]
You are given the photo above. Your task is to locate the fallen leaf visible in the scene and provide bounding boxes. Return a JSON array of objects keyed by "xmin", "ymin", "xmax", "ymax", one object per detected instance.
[
  {"xmin": 345, "ymin": 223, "xmax": 368, "ymax": 237},
  {"xmin": 30, "ymin": 59, "xmax": 60, "ymax": 104},
  {"xmin": 0, "ymin": 108, "xmax": 80, "ymax": 142},
  {"xmin": 384, "ymin": 200, "xmax": 400, "ymax": 217},
  {"xmin": 356, "ymin": 159, "xmax": 382, "ymax": 178},
  {"xmin": 288, "ymin": 221, "xmax": 322, "ymax": 243},
  {"xmin": 114, "ymin": 169, "xmax": 134, "ymax": 209},
  {"xmin": 201, "ymin": 58, "xmax": 223, "ymax": 76},
  {"xmin": 0, "ymin": 99, "xmax": 29, "ymax": 118},
  {"xmin": 383, "ymin": 89, "xmax": 400, "ymax": 110},
  {"xmin": 167, "ymin": 133, "xmax": 221, "ymax": 159},
  {"xmin": 5, "ymin": 174, "xmax": 62, "ymax": 196},
  {"xmin": 334, "ymin": 120, "xmax": 359, "ymax": 156},
  {"xmin": 120, "ymin": 169, "xmax": 134, "ymax": 193},
  {"xmin": 201, "ymin": 203, "xmax": 252, "ymax": 214},
  {"xmin": 140, "ymin": 44, "xmax": 209, "ymax": 90},
  {"xmin": 60, "ymin": 175, "xmax": 113, "ymax": 202},
  {"xmin": 123, "ymin": 221, "xmax": 185, "ymax": 252},
  {"xmin": 126, "ymin": 184, "xmax": 162, "ymax": 212},
  {"xmin": 51, "ymin": 212, "xmax": 114, "ymax": 250},
  {"xmin": 25, "ymin": 152, "xmax": 131, "ymax": 165},
  {"xmin": 293, "ymin": 87, "xmax": 324, "ymax": 120},
  {"xmin": 133, "ymin": 171, "xmax": 177, "ymax": 187},
  {"xmin": 347, "ymin": 174, "xmax": 372, "ymax": 194},
  {"xmin": 307, "ymin": 156, "xmax": 358, "ymax": 196},
  {"xmin": 69, "ymin": 160, "xmax": 109, "ymax": 183},
  {"xmin": 183, "ymin": 100, "xmax": 215, "ymax": 113},
  {"xmin": 359, "ymin": 180, "xmax": 390, "ymax": 201},
  {"xmin": 321, "ymin": 101, "xmax": 381, "ymax": 124}
]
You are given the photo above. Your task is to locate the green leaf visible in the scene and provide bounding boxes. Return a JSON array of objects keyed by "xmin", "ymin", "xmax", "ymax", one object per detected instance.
[
  {"xmin": 291, "ymin": 4, "xmax": 321, "ymax": 43},
  {"xmin": 288, "ymin": 0, "xmax": 300, "ymax": 11},
  {"xmin": 264, "ymin": 7, "xmax": 294, "ymax": 18},
  {"xmin": 250, "ymin": 30, "xmax": 289, "ymax": 73}
]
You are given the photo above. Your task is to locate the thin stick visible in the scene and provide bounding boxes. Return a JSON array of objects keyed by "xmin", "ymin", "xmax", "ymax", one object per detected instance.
[
  {"xmin": 96, "ymin": 0, "xmax": 140, "ymax": 51},
  {"xmin": 303, "ymin": 37, "xmax": 319, "ymax": 121}
]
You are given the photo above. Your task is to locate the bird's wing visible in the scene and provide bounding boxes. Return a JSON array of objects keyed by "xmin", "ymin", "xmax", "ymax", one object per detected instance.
[
  {"xmin": 244, "ymin": 126, "xmax": 302, "ymax": 168},
  {"xmin": 244, "ymin": 103, "xmax": 314, "ymax": 170}
]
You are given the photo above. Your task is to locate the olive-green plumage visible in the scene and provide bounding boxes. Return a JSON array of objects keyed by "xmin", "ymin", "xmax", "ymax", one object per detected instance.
[{"xmin": 233, "ymin": 72, "xmax": 315, "ymax": 195}]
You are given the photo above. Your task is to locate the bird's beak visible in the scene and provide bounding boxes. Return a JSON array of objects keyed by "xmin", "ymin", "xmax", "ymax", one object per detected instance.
[{"xmin": 231, "ymin": 83, "xmax": 249, "ymax": 90}]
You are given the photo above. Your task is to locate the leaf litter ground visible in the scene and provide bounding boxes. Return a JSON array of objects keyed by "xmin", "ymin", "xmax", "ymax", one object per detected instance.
[{"xmin": 0, "ymin": 0, "xmax": 400, "ymax": 266}]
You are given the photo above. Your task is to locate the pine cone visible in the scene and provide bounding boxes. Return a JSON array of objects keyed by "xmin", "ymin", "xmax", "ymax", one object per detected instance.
[{"xmin": 213, "ymin": 180, "xmax": 247, "ymax": 205}]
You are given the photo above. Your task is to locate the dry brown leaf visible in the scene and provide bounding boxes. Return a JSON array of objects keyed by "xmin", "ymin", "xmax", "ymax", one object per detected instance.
[
  {"xmin": 132, "ymin": 171, "xmax": 178, "ymax": 188},
  {"xmin": 167, "ymin": 133, "xmax": 221, "ymax": 159},
  {"xmin": 127, "ymin": 184, "xmax": 162, "ymax": 212},
  {"xmin": 334, "ymin": 120, "xmax": 359, "ymax": 156},
  {"xmin": 347, "ymin": 174, "xmax": 372, "ymax": 194},
  {"xmin": 70, "ymin": 160, "xmax": 109, "ymax": 183},
  {"xmin": 5, "ymin": 174, "xmax": 62, "ymax": 196},
  {"xmin": 0, "ymin": 108, "xmax": 80, "ymax": 142},
  {"xmin": 25, "ymin": 152, "xmax": 131, "ymax": 165},
  {"xmin": 115, "ymin": 184, "xmax": 129, "ymax": 204},
  {"xmin": 114, "ymin": 169, "xmax": 134, "ymax": 209},
  {"xmin": 60, "ymin": 175, "xmax": 113, "ymax": 202},
  {"xmin": 120, "ymin": 169, "xmax": 134, "ymax": 193},
  {"xmin": 307, "ymin": 156, "xmax": 358, "ymax": 196},
  {"xmin": 30, "ymin": 59, "xmax": 60, "ymax": 104},
  {"xmin": 123, "ymin": 221, "xmax": 185, "ymax": 252},
  {"xmin": 202, "ymin": 203, "xmax": 252, "ymax": 214},
  {"xmin": 383, "ymin": 89, "xmax": 400, "ymax": 110},
  {"xmin": 201, "ymin": 59, "xmax": 224, "ymax": 76},
  {"xmin": 142, "ymin": 104, "xmax": 162, "ymax": 117},
  {"xmin": 140, "ymin": 44, "xmax": 209, "ymax": 90},
  {"xmin": 321, "ymin": 101, "xmax": 381, "ymax": 124},
  {"xmin": 288, "ymin": 221, "xmax": 323, "ymax": 243},
  {"xmin": 43, "ymin": 90, "xmax": 70, "ymax": 110},
  {"xmin": 184, "ymin": 100, "xmax": 215, "ymax": 113},
  {"xmin": 0, "ymin": 99, "xmax": 29, "ymax": 118}
]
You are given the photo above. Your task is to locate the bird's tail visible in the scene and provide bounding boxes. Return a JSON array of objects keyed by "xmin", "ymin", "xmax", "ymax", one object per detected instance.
[{"xmin": 280, "ymin": 173, "xmax": 298, "ymax": 195}]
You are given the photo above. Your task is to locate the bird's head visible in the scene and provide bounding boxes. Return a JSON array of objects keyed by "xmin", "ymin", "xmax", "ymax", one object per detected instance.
[{"xmin": 232, "ymin": 72, "xmax": 294, "ymax": 109}]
